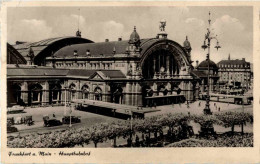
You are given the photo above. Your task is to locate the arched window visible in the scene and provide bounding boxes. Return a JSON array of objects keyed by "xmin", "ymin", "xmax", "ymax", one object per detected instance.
[
  {"xmin": 29, "ymin": 83, "xmax": 43, "ymax": 105},
  {"xmin": 82, "ymin": 85, "xmax": 89, "ymax": 99},
  {"xmin": 94, "ymin": 87, "xmax": 102, "ymax": 101},
  {"xmin": 8, "ymin": 83, "xmax": 22, "ymax": 106},
  {"xmin": 50, "ymin": 84, "xmax": 61, "ymax": 104},
  {"xmin": 112, "ymin": 86, "xmax": 123, "ymax": 104},
  {"xmin": 69, "ymin": 83, "xmax": 77, "ymax": 100}
]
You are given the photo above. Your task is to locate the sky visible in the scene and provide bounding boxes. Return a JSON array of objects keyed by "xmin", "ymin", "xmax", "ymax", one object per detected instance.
[{"xmin": 7, "ymin": 6, "xmax": 253, "ymax": 64}]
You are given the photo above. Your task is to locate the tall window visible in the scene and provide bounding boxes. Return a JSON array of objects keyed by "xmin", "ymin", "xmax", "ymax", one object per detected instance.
[
  {"xmin": 94, "ymin": 87, "xmax": 102, "ymax": 101},
  {"xmin": 82, "ymin": 85, "xmax": 89, "ymax": 99},
  {"xmin": 30, "ymin": 84, "xmax": 43, "ymax": 103},
  {"xmin": 69, "ymin": 83, "xmax": 77, "ymax": 100}
]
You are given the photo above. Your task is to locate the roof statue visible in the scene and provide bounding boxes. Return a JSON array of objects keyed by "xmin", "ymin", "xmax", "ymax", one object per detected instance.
[
  {"xmin": 157, "ymin": 19, "xmax": 168, "ymax": 39},
  {"xmin": 183, "ymin": 36, "xmax": 191, "ymax": 49},
  {"xmin": 76, "ymin": 30, "xmax": 81, "ymax": 38},
  {"xmin": 27, "ymin": 46, "xmax": 35, "ymax": 60},
  {"xmin": 159, "ymin": 19, "xmax": 166, "ymax": 32}
]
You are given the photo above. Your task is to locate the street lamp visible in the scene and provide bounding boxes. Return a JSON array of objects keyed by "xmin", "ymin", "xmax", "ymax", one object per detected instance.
[
  {"xmin": 64, "ymin": 86, "xmax": 68, "ymax": 115},
  {"xmin": 69, "ymin": 102, "xmax": 72, "ymax": 128},
  {"xmin": 201, "ymin": 11, "xmax": 221, "ymax": 115}
]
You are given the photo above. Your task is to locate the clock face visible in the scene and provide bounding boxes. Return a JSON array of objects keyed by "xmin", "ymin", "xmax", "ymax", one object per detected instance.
[{"xmin": 160, "ymin": 66, "xmax": 165, "ymax": 72}]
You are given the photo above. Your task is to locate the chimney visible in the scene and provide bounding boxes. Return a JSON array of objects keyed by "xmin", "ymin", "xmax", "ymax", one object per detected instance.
[
  {"xmin": 118, "ymin": 37, "xmax": 122, "ymax": 41},
  {"xmin": 86, "ymin": 49, "xmax": 90, "ymax": 56},
  {"xmin": 196, "ymin": 60, "xmax": 199, "ymax": 67},
  {"xmin": 242, "ymin": 58, "xmax": 245, "ymax": 61},
  {"xmin": 105, "ymin": 39, "xmax": 109, "ymax": 42},
  {"xmin": 73, "ymin": 50, "xmax": 78, "ymax": 56},
  {"xmin": 113, "ymin": 46, "xmax": 116, "ymax": 54}
]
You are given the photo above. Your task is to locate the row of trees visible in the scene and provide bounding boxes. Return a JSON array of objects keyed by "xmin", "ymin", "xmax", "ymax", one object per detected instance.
[
  {"xmin": 7, "ymin": 111, "xmax": 253, "ymax": 148},
  {"xmin": 168, "ymin": 133, "xmax": 253, "ymax": 147}
]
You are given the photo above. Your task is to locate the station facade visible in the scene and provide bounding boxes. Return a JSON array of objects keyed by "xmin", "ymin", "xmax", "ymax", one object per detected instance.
[{"xmin": 7, "ymin": 26, "xmax": 202, "ymax": 107}]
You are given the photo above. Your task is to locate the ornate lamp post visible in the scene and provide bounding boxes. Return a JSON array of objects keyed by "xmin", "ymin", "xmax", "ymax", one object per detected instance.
[{"xmin": 201, "ymin": 11, "xmax": 221, "ymax": 115}]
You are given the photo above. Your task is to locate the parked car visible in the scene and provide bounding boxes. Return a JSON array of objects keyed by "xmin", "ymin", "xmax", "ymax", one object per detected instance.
[
  {"xmin": 62, "ymin": 116, "xmax": 81, "ymax": 124},
  {"xmin": 7, "ymin": 105, "xmax": 24, "ymax": 114},
  {"xmin": 24, "ymin": 116, "xmax": 34, "ymax": 126},
  {"xmin": 43, "ymin": 115, "xmax": 62, "ymax": 127},
  {"xmin": 7, "ymin": 118, "xmax": 18, "ymax": 133}
]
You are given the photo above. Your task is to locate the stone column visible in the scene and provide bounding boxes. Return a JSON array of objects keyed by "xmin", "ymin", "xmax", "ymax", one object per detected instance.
[
  {"xmin": 105, "ymin": 84, "xmax": 111, "ymax": 103},
  {"xmin": 42, "ymin": 81, "xmax": 49, "ymax": 106},
  {"xmin": 132, "ymin": 63, "xmax": 136, "ymax": 79},
  {"xmin": 132, "ymin": 83, "xmax": 136, "ymax": 106},
  {"xmin": 21, "ymin": 81, "xmax": 28, "ymax": 105},
  {"xmin": 89, "ymin": 84, "xmax": 94, "ymax": 100},
  {"xmin": 135, "ymin": 83, "xmax": 140, "ymax": 106},
  {"xmin": 158, "ymin": 54, "xmax": 161, "ymax": 70},
  {"xmin": 195, "ymin": 82, "xmax": 199, "ymax": 100},
  {"xmin": 125, "ymin": 82, "xmax": 131, "ymax": 105},
  {"xmin": 153, "ymin": 57, "xmax": 156, "ymax": 78},
  {"xmin": 136, "ymin": 84, "xmax": 143, "ymax": 107},
  {"xmin": 61, "ymin": 84, "xmax": 65, "ymax": 105},
  {"xmin": 187, "ymin": 81, "xmax": 192, "ymax": 102},
  {"xmin": 166, "ymin": 55, "xmax": 170, "ymax": 76}
]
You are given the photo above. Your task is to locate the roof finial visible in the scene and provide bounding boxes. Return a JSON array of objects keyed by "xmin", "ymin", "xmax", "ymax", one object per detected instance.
[
  {"xmin": 134, "ymin": 26, "xmax": 136, "ymax": 31},
  {"xmin": 228, "ymin": 53, "xmax": 230, "ymax": 60},
  {"xmin": 113, "ymin": 46, "xmax": 116, "ymax": 54},
  {"xmin": 78, "ymin": 8, "xmax": 80, "ymax": 31},
  {"xmin": 186, "ymin": 36, "xmax": 188, "ymax": 40},
  {"xmin": 208, "ymin": 11, "xmax": 211, "ymax": 25}
]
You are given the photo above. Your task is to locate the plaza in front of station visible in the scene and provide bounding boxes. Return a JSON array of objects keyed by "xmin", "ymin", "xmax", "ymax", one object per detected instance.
[{"xmin": 8, "ymin": 100, "xmax": 253, "ymax": 137}]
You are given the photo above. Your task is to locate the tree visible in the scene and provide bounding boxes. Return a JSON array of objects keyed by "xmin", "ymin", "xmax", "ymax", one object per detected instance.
[{"xmin": 215, "ymin": 111, "xmax": 253, "ymax": 134}]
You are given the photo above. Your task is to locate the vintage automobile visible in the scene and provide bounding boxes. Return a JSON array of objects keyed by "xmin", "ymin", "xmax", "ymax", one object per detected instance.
[
  {"xmin": 7, "ymin": 105, "xmax": 24, "ymax": 114},
  {"xmin": 43, "ymin": 115, "xmax": 62, "ymax": 127},
  {"xmin": 62, "ymin": 116, "xmax": 81, "ymax": 124},
  {"xmin": 24, "ymin": 116, "xmax": 34, "ymax": 126},
  {"xmin": 7, "ymin": 118, "xmax": 18, "ymax": 133}
]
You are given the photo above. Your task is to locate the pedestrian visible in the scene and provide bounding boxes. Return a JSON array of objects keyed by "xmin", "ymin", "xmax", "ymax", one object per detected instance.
[
  {"xmin": 53, "ymin": 112, "xmax": 56, "ymax": 118},
  {"xmin": 127, "ymin": 137, "xmax": 132, "ymax": 147},
  {"xmin": 111, "ymin": 139, "xmax": 114, "ymax": 147},
  {"xmin": 198, "ymin": 101, "xmax": 201, "ymax": 107},
  {"xmin": 214, "ymin": 103, "xmax": 216, "ymax": 106},
  {"xmin": 218, "ymin": 107, "xmax": 220, "ymax": 111},
  {"xmin": 145, "ymin": 134, "xmax": 150, "ymax": 147},
  {"xmin": 135, "ymin": 135, "xmax": 140, "ymax": 147}
]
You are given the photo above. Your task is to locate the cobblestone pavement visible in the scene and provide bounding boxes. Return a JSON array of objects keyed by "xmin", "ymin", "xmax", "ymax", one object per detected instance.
[{"xmin": 7, "ymin": 100, "xmax": 253, "ymax": 140}]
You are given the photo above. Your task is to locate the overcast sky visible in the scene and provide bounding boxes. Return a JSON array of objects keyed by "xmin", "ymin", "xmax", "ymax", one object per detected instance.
[{"xmin": 7, "ymin": 6, "xmax": 253, "ymax": 64}]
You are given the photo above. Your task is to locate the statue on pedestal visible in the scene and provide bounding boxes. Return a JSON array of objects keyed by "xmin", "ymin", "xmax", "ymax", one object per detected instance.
[{"xmin": 159, "ymin": 19, "xmax": 166, "ymax": 32}]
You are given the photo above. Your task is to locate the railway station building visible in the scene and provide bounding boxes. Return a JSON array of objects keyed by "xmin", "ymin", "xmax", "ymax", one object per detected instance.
[{"xmin": 7, "ymin": 26, "xmax": 201, "ymax": 107}]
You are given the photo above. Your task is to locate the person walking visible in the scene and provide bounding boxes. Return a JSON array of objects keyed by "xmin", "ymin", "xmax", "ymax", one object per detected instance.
[{"xmin": 135, "ymin": 135, "xmax": 140, "ymax": 147}]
